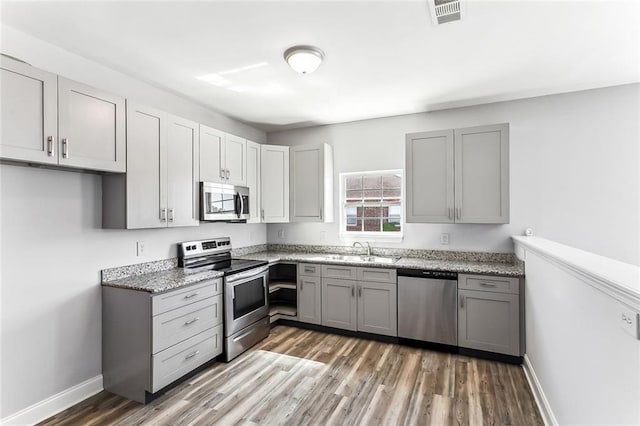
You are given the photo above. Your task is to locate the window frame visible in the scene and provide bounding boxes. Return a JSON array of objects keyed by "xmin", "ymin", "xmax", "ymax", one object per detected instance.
[{"xmin": 338, "ymin": 169, "xmax": 404, "ymax": 242}]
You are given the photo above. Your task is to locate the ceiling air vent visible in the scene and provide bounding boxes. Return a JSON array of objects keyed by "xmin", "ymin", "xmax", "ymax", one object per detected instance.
[{"xmin": 429, "ymin": 0, "xmax": 461, "ymax": 25}]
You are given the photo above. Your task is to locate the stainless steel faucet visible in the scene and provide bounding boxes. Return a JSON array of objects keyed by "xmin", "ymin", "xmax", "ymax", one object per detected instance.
[{"xmin": 352, "ymin": 241, "xmax": 371, "ymax": 256}]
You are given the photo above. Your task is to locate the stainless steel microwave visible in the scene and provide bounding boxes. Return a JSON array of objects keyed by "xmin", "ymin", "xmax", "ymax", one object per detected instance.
[{"xmin": 200, "ymin": 182, "xmax": 250, "ymax": 222}]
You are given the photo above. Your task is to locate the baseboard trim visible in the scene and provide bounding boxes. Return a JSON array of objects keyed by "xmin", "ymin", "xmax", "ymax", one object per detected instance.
[
  {"xmin": 522, "ymin": 355, "xmax": 558, "ymax": 426},
  {"xmin": 1, "ymin": 375, "xmax": 103, "ymax": 425}
]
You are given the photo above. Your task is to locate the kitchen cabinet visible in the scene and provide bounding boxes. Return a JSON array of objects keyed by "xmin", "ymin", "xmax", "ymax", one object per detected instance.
[
  {"xmin": 103, "ymin": 279, "xmax": 224, "ymax": 403},
  {"xmin": 458, "ymin": 274, "xmax": 521, "ymax": 356},
  {"xmin": 320, "ymin": 266, "xmax": 397, "ymax": 336},
  {"xmin": 246, "ymin": 140, "xmax": 261, "ymax": 223},
  {"xmin": 406, "ymin": 123, "xmax": 509, "ymax": 224},
  {"xmin": 290, "ymin": 143, "xmax": 333, "ymax": 223},
  {"xmin": 322, "ymin": 278, "xmax": 358, "ymax": 331},
  {"xmin": 260, "ymin": 144, "xmax": 290, "ymax": 223},
  {"xmin": 298, "ymin": 271, "xmax": 322, "ymax": 325},
  {"xmin": 102, "ymin": 102, "xmax": 199, "ymax": 229},
  {"xmin": 0, "ymin": 57, "xmax": 125, "ymax": 172},
  {"xmin": 199, "ymin": 125, "xmax": 246, "ymax": 185}
]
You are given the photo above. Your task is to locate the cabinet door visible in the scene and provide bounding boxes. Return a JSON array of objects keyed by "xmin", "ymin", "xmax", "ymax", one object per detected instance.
[
  {"xmin": 291, "ymin": 144, "xmax": 323, "ymax": 222},
  {"xmin": 298, "ymin": 275, "xmax": 322, "ymax": 325},
  {"xmin": 246, "ymin": 140, "xmax": 261, "ymax": 223},
  {"xmin": 260, "ymin": 145, "xmax": 290, "ymax": 223},
  {"xmin": 454, "ymin": 123, "xmax": 509, "ymax": 224},
  {"xmin": 199, "ymin": 124, "xmax": 225, "ymax": 183},
  {"xmin": 166, "ymin": 114, "xmax": 199, "ymax": 227},
  {"xmin": 357, "ymin": 281, "xmax": 397, "ymax": 337},
  {"xmin": 125, "ymin": 102, "xmax": 167, "ymax": 229},
  {"xmin": 321, "ymin": 279, "xmax": 357, "ymax": 331},
  {"xmin": 58, "ymin": 77, "xmax": 125, "ymax": 172},
  {"xmin": 225, "ymin": 133, "xmax": 247, "ymax": 185},
  {"xmin": 0, "ymin": 57, "xmax": 58, "ymax": 165},
  {"xmin": 405, "ymin": 130, "xmax": 454, "ymax": 223},
  {"xmin": 458, "ymin": 289, "xmax": 520, "ymax": 356}
]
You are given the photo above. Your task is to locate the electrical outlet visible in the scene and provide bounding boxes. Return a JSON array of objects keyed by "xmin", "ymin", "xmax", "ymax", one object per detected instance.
[
  {"xmin": 136, "ymin": 241, "xmax": 146, "ymax": 256},
  {"xmin": 619, "ymin": 304, "xmax": 639, "ymax": 339},
  {"xmin": 278, "ymin": 229, "xmax": 285, "ymax": 239},
  {"xmin": 440, "ymin": 233, "xmax": 450, "ymax": 245}
]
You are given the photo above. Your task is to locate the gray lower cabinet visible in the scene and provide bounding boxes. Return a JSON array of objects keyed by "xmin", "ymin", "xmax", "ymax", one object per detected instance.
[
  {"xmin": 321, "ymin": 278, "xmax": 358, "ymax": 331},
  {"xmin": 298, "ymin": 272, "xmax": 322, "ymax": 325},
  {"xmin": 320, "ymin": 266, "xmax": 397, "ymax": 337},
  {"xmin": 457, "ymin": 274, "xmax": 521, "ymax": 356},
  {"xmin": 103, "ymin": 279, "xmax": 223, "ymax": 403}
]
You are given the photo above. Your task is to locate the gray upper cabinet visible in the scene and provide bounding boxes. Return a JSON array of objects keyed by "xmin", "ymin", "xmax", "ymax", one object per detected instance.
[
  {"xmin": 290, "ymin": 143, "xmax": 334, "ymax": 223},
  {"xmin": 406, "ymin": 123, "xmax": 509, "ymax": 224},
  {"xmin": 199, "ymin": 125, "xmax": 246, "ymax": 185},
  {"xmin": 458, "ymin": 273, "xmax": 521, "ymax": 356},
  {"xmin": 0, "ymin": 57, "xmax": 57, "ymax": 165},
  {"xmin": 454, "ymin": 124, "xmax": 509, "ymax": 223},
  {"xmin": 58, "ymin": 78, "xmax": 125, "ymax": 173},
  {"xmin": 406, "ymin": 130, "xmax": 454, "ymax": 223},
  {"xmin": 246, "ymin": 140, "xmax": 261, "ymax": 223},
  {"xmin": 102, "ymin": 103, "xmax": 199, "ymax": 229},
  {"xmin": 1, "ymin": 57, "xmax": 125, "ymax": 172},
  {"xmin": 298, "ymin": 274, "xmax": 322, "ymax": 325},
  {"xmin": 261, "ymin": 144, "xmax": 290, "ymax": 223}
]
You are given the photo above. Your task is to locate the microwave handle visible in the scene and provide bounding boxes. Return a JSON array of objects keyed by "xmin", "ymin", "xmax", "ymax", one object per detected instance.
[{"xmin": 234, "ymin": 192, "xmax": 242, "ymax": 218}]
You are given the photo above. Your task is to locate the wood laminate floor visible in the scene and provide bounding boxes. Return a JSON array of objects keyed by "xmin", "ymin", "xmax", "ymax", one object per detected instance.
[{"xmin": 39, "ymin": 326, "xmax": 543, "ymax": 425}]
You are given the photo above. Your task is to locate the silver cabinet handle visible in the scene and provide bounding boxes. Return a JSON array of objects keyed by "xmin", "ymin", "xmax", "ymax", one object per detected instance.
[
  {"xmin": 479, "ymin": 282, "xmax": 497, "ymax": 287},
  {"xmin": 184, "ymin": 350, "xmax": 200, "ymax": 360},
  {"xmin": 220, "ymin": 169, "xmax": 225, "ymax": 179},
  {"xmin": 168, "ymin": 208, "xmax": 174, "ymax": 222},
  {"xmin": 448, "ymin": 207, "xmax": 452, "ymax": 220},
  {"xmin": 351, "ymin": 285, "xmax": 355, "ymax": 297},
  {"xmin": 459, "ymin": 295, "xmax": 465, "ymax": 308},
  {"xmin": 184, "ymin": 317, "xmax": 200, "ymax": 325},
  {"xmin": 184, "ymin": 292, "xmax": 199, "ymax": 299},
  {"xmin": 300, "ymin": 280, "xmax": 303, "ymax": 291},
  {"xmin": 261, "ymin": 209, "xmax": 265, "ymax": 220},
  {"xmin": 47, "ymin": 136, "xmax": 55, "ymax": 157},
  {"xmin": 62, "ymin": 138, "xmax": 69, "ymax": 158},
  {"xmin": 358, "ymin": 285, "xmax": 362, "ymax": 297},
  {"xmin": 226, "ymin": 169, "xmax": 230, "ymax": 179},
  {"xmin": 160, "ymin": 208, "xmax": 167, "ymax": 222},
  {"xmin": 456, "ymin": 207, "xmax": 461, "ymax": 219}
]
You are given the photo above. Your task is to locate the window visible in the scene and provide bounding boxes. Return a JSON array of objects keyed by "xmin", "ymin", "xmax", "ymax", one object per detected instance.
[{"xmin": 340, "ymin": 170, "xmax": 403, "ymax": 239}]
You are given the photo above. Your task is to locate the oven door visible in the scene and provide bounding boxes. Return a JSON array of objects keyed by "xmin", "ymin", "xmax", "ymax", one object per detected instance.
[{"xmin": 224, "ymin": 265, "xmax": 269, "ymax": 336}]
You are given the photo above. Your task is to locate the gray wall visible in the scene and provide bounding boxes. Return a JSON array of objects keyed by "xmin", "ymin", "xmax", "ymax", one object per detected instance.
[
  {"xmin": 0, "ymin": 25, "xmax": 267, "ymax": 418},
  {"xmin": 267, "ymin": 84, "xmax": 640, "ymax": 266}
]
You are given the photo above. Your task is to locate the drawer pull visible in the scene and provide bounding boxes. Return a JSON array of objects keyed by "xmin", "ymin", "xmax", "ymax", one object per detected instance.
[
  {"xmin": 184, "ymin": 350, "xmax": 200, "ymax": 360},
  {"xmin": 479, "ymin": 282, "xmax": 497, "ymax": 287},
  {"xmin": 184, "ymin": 317, "xmax": 200, "ymax": 325},
  {"xmin": 304, "ymin": 267, "xmax": 315, "ymax": 273},
  {"xmin": 184, "ymin": 292, "xmax": 199, "ymax": 299}
]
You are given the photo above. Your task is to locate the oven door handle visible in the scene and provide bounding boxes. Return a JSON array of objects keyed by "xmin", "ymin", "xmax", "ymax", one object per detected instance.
[{"xmin": 225, "ymin": 265, "xmax": 269, "ymax": 284}]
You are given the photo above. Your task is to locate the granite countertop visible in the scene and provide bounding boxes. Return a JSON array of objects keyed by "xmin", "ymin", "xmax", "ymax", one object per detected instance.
[
  {"xmin": 236, "ymin": 251, "xmax": 524, "ymax": 277},
  {"xmin": 102, "ymin": 268, "xmax": 224, "ymax": 294}
]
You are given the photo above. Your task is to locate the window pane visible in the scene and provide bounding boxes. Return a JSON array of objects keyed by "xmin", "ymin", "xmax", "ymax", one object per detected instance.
[
  {"xmin": 363, "ymin": 176, "xmax": 382, "ymax": 189},
  {"xmin": 346, "ymin": 218, "xmax": 363, "ymax": 232},
  {"xmin": 364, "ymin": 218, "xmax": 381, "ymax": 232},
  {"xmin": 388, "ymin": 205, "xmax": 401, "ymax": 216},
  {"xmin": 383, "ymin": 189, "xmax": 401, "ymax": 199},
  {"xmin": 382, "ymin": 174, "xmax": 401, "ymax": 189},
  {"xmin": 383, "ymin": 219, "xmax": 401, "ymax": 232},
  {"xmin": 363, "ymin": 206, "xmax": 381, "ymax": 218},
  {"xmin": 346, "ymin": 176, "xmax": 362, "ymax": 190},
  {"xmin": 363, "ymin": 189, "xmax": 382, "ymax": 200},
  {"xmin": 346, "ymin": 206, "xmax": 358, "ymax": 225},
  {"xmin": 346, "ymin": 189, "xmax": 362, "ymax": 201}
]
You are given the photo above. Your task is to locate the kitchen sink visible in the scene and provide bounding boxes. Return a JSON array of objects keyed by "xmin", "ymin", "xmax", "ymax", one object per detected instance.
[{"xmin": 306, "ymin": 254, "xmax": 400, "ymax": 264}]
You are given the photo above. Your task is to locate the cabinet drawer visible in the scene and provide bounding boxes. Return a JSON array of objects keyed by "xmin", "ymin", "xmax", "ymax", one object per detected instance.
[
  {"xmin": 152, "ymin": 295, "xmax": 222, "ymax": 354},
  {"xmin": 322, "ymin": 265, "xmax": 357, "ymax": 280},
  {"xmin": 458, "ymin": 274, "xmax": 519, "ymax": 295},
  {"xmin": 299, "ymin": 263, "xmax": 321, "ymax": 277},
  {"xmin": 152, "ymin": 279, "xmax": 222, "ymax": 315},
  {"xmin": 356, "ymin": 267, "xmax": 397, "ymax": 284},
  {"xmin": 151, "ymin": 325, "xmax": 222, "ymax": 393}
]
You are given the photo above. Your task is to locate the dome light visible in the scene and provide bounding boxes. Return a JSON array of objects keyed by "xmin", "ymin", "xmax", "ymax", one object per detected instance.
[{"xmin": 284, "ymin": 45, "xmax": 325, "ymax": 74}]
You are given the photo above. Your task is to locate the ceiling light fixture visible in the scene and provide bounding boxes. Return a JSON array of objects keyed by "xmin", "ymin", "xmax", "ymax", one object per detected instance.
[{"xmin": 284, "ymin": 45, "xmax": 325, "ymax": 74}]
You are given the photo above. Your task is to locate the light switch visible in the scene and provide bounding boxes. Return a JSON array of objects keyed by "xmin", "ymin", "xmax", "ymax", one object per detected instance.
[
  {"xmin": 136, "ymin": 241, "xmax": 146, "ymax": 256},
  {"xmin": 440, "ymin": 233, "xmax": 450, "ymax": 245},
  {"xmin": 278, "ymin": 229, "xmax": 286, "ymax": 239}
]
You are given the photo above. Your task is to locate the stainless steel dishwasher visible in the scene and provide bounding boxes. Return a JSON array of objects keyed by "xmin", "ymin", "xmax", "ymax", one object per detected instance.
[{"xmin": 397, "ymin": 269, "xmax": 458, "ymax": 346}]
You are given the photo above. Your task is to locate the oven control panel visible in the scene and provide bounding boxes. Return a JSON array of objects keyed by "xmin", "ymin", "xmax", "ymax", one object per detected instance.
[{"xmin": 179, "ymin": 237, "xmax": 232, "ymax": 259}]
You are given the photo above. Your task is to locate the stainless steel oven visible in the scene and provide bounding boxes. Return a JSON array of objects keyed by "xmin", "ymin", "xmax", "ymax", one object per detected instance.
[{"xmin": 200, "ymin": 182, "xmax": 250, "ymax": 222}]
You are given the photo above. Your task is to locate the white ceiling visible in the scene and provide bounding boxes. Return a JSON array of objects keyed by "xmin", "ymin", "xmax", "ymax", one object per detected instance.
[{"xmin": 1, "ymin": 1, "xmax": 639, "ymax": 132}]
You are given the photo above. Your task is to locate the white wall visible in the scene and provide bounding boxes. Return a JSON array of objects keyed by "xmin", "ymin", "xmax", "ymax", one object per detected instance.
[
  {"xmin": 523, "ymin": 248, "xmax": 640, "ymax": 425},
  {"xmin": 0, "ymin": 26, "xmax": 267, "ymax": 419},
  {"xmin": 267, "ymin": 84, "xmax": 640, "ymax": 265}
]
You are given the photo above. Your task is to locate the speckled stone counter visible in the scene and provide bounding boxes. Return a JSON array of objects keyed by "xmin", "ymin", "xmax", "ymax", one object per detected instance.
[
  {"xmin": 101, "ymin": 258, "xmax": 224, "ymax": 294},
  {"xmin": 237, "ymin": 251, "xmax": 524, "ymax": 277}
]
